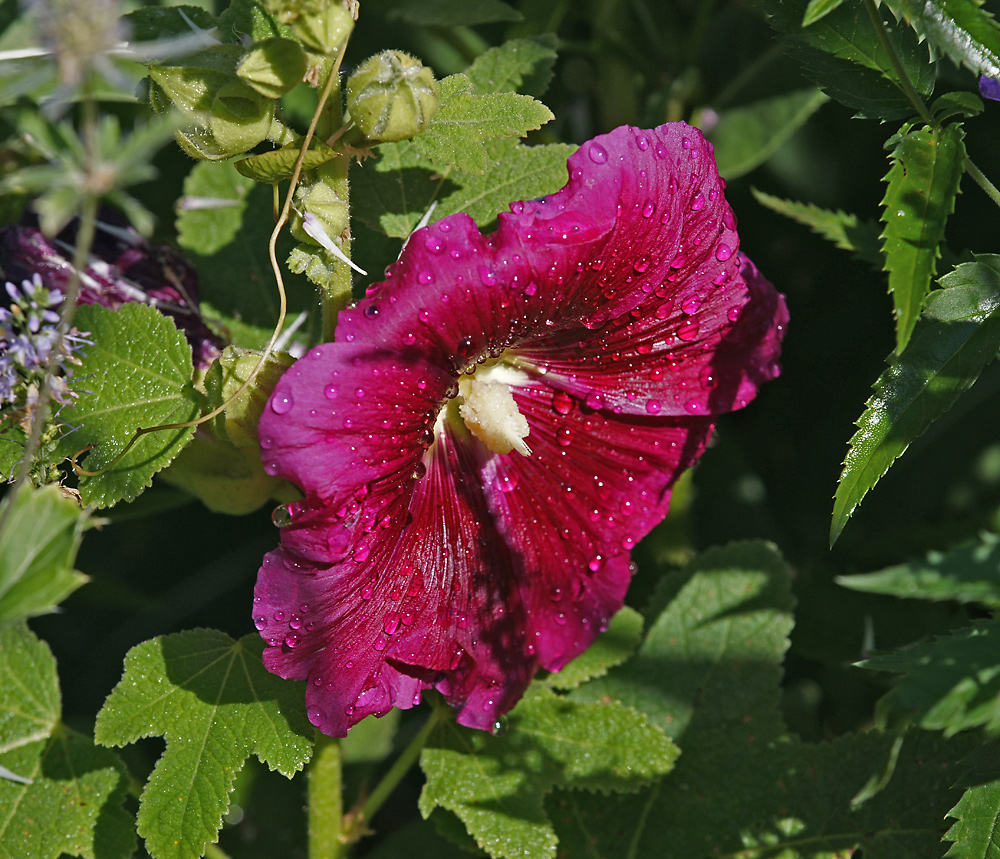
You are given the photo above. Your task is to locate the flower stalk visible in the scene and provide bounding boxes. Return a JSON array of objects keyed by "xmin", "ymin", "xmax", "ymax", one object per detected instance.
[{"xmin": 308, "ymin": 733, "xmax": 344, "ymax": 859}]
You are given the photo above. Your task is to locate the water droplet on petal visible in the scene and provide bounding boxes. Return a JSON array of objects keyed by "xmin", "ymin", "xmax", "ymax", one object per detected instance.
[
  {"xmin": 677, "ymin": 321, "xmax": 700, "ymax": 341},
  {"xmin": 271, "ymin": 392, "xmax": 293, "ymax": 414},
  {"xmin": 418, "ymin": 270, "xmax": 434, "ymax": 284},
  {"xmin": 383, "ymin": 614, "xmax": 400, "ymax": 635},
  {"xmin": 364, "ymin": 305, "xmax": 379, "ymax": 319},
  {"xmin": 495, "ymin": 472, "xmax": 518, "ymax": 493},
  {"xmin": 491, "ymin": 716, "xmax": 508, "ymax": 736},
  {"xmin": 272, "ymin": 504, "xmax": 294, "ymax": 527},
  {"xmin": 641, "ymin": 200, "xmax": 655, "ymax": 218},
  {"xmin": 715, "ymin": 243, "xmax": 733, "ymax": 261},
  {"xmin": 646, "ymin": 399, "xmax": 662, "ymax": 415},
  {"xmin": 552, "ymin": 391, "xmax": 573, "ymax": 415},
  {"xmin": 588, "ymin": 556, "xmax": 603, "ymax": 572},
  {"xmin": 284, "ymin": 633, "xmax": 299, "ymax": 648},
  {"xmin": 681, "ymin": 297, "xmax": 701, "ymax": 315},
  {"xmin": 685, "ymin": 399, "xmax": 705, "ymax": 414},
  {"xmin": 253, "ymin": 616, "xmax": 265, "ymax": 630},
  {"xmin": 727, "ymin": 306, "xmax": 742, "ymax": 323},
  {"xmin": 354, "ymin": 544, "xmax": 370, "ymax": 562},
  {"xmin": 588, "ymin": 142, "xmax": 608, "ymax": 164}
]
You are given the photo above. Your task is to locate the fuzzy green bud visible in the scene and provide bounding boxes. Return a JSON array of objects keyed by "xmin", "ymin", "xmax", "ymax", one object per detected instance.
[
  {"xmin": 266, "ymin": 0, "xmax": 354, "ymax": 55},
  {"xmin": 237, "ymin": 38, "xmax": 309, "ymax": 99},
  {"xmin": 289, "ymin": 181, "xmax": 348, "ymax": 246},
  {"xmin": 345, "ymin": 50, "xmax": 439, "ymax": 143}
]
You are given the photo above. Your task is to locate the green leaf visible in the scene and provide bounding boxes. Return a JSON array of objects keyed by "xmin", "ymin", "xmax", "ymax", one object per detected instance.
[
  {"xmin": 543, "ymin": 606, "xmax": 643, "ymax": 692},
  {"xmin": 216, "ymin": 0, "xmax": 290, "ymax": 42},
  {"xmin": 934, "ymin": 90, "xmax": 985, "ymax": 121},
  {"xmin": 0, "ymin": 485, "xmax": 89, "ymax": 627},
  {"xmin": 751, "ymin": 188, "xmax": 883, "ymax": 268},
  {"xmin": 465, "ymin": 36, "xmax": 558, "ymax": 97},
  {"xmin": 830, "ymin": 256, "xmax": 1000, "ymax": 544},
  {"xmin": 802, "ymin": 0, "xmax": 847, "ymax": 25},
  {"xmin": 378, "ymin": 0, "xmax": 521, "ymax": 26},
  {"xmin": 837, "ymin": 532, "xmax": 1000, "ymax": 608},
  {"xmin": 56, "ymin": 303, "xmax": 200, "ymax": 508},
  {"xmin": 944, "ymin": 754, "xmax": 1000, "ymax": 859},
  {"xmin": 287, "ymin": 243, "xmax": 354, "ymax": 301},
  {"xmin": 94, "ymin": 629, "xmax": 313, "ymax": 859},
  {"xmin": 124, "ymin": 5, "xmax": 217, "ymax": 41},
  {"xmin": 411, "ymin": 74, "xmax": 554, "ymax": 175},
  {"xmin": 885, "ymin": 0, "xmax": 1000, "ymax": 78},
  {"xmin": 863, "ymin": 619, "xmax": 1000, "ymax": 736},
  {"xmin": 353, "ymin": 139, "xmax": 574, "ymax": 238},
  {"xmin": 0, "ymin": 624, "xmax": 135, "ymax": 859},
  {"xmin": 881, "ymin": 124, "xmax": 966, "ymax": 353},
  {"xmin": 235, "ymin": 138, "xmax": 338, "ymax": 184},
  {"xmin": 177, "ymin": 160, "xmax": 310, "ymax": 329},
  {"xmin": 708, "ymin": 88, "xmax": 828, "ymax": 179},
  {"xmin": 748, "ymin": 0, "xmax": 936, "ymax": 119},
  {"xmin": 420, "ymin": 687, "xmax": 676, "ymax": 859}
]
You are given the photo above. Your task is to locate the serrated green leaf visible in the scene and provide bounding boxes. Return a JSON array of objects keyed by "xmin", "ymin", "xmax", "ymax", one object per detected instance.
[
  {"xmin": 709, "ymin": 88, "xmax": 828, "ymax": 179},
  {"xmin": 934, "ymin": 90, "xmax": 985, "ymax": 120},
  {"xmin": 379, "ymin": 0, "xmax": 521, "ymax": 26},
  {"xmin": 411, "ymin": 74, "xmax": 553, "ymax": 175},
  {"xmin": 802, "ymin": 0, "xmax": 847, "ymax": 26},
  {"xmin": 885, "ymin": 0, "xmax": 1000, "ymax": 78},
  {"xmin": 881, "ymin": 124, "xmax": 966, "ymax": 353},
  {"xmin": 353, "ymin": 139, "xmax": 574, "ymax": 238},
  {"xmin": 751, "ymin": 187, "xmax": 883, "ymax": 268},
  {"xmin": 831, "ymin": 256, "xmax": 1000, "ymax": 544},
  {"xmin": 863, "ymin": 619, "xmax": 1000, "ymax": 736},
  {"xmin": 944, "ymin": 757, "xmax": 1000, "ymax": 859},
  {"xmin": 177, "ymin": 160, "xmax": 311, "ymax": 329},
  {"xmin": 748, "ymin": 0, "xmax": 936, "ymax": 119},
  {"xmin": 543, "ymin": 606, "xmax": 643, "ymax": 692},
  {"xmin": 0, "ymin": 624, "xmax": 135, "ymax": 859},
  {"xmin": 235, "ymin": 138, "xmax": 338, "ymax": 184},
  {"xmin": 838, "ymin": 532, "xmax": 1000, "ymax": 608},
  {"xmin": 56, "ymin": 303, "xmax": 200, "ymax": 508},
  {"xmin": 465, "ymin": 36, "xmax": 558, "ymax": 97},
  {"xmin": 94, "ymin": 629, "xmax": 313, "ymax": 859},
  {"xmin": 0, "ymin": 485, "xmax": 89, "ymax": 627},
  {"xmin": 420, "ymin": 687, "xmax": 676, "ymax": 859}
]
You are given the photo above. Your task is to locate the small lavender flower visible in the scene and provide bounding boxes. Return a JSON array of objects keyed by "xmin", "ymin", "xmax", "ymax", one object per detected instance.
[{"xmin": 979, "ymin": 75, "xmax": 1000, "ymax": 101}]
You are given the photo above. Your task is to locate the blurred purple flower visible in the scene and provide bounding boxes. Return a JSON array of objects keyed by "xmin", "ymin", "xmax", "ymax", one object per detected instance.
[
  {"xmin": 979, "ymin": 75, "xmax": 1000, "ymax": 101},
  {"xmin": 0, "ymin": 210, "xmax": 223, "ymax": 368}
]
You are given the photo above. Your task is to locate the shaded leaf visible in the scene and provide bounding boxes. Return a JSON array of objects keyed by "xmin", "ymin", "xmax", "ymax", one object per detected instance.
[
  {"xmin": 944, "ymin": 749, "xmax": 1000, "ymax": 859},
  {"xmin": 863, "ymin": 619, "xmax": 1000, "ymax": 736},
  {"xmin": 751, "ymin": 188, "xmax": 883, "ymax": 268},
  {"xmin": 420, "ymin": 687, "xmax": 676, "ymax": 859},
  {"xmin": 885, "ymin": 0, "xmax": 1000, "ymax": 78},
  {"xmin": 94, "ymin": 629, "xmax": 313, "ymax": 859},
  {"xmin": 56, "ymin": 303, "xmax": 200, "ymax": 508},
  {"xmin": 803, "ymin": 0, "xmax": 847, "ymax": 26},
  {"xmin": 709, "ymin": 88, "xmax": 829, "ymax": 179},
  {"xmin": 838, "ymin": 532, "xmax": 1000, "ymax": 608},
  {"xmin": 831, "ymin": 256, "xmax": 1000, "ymax": 544},
  {"xmin": 0, "ymin": 624, "xmax": 134, "ymax": 859},
  {"xmin": 0, "ymin": 485, "xmax": 89, "ymax": 627},
  {"xmin": 881, "ymin": 123, "xmax": 966, "ymax": 353},
  {"xmin": 411, "ymin": 74, "xmax": 553, "ymax": 174}
]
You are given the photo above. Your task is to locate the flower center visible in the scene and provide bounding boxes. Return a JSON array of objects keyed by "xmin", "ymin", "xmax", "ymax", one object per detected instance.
[{"xmin": 455, "ymin": 365, "xmax": 531, "ymax": 457}]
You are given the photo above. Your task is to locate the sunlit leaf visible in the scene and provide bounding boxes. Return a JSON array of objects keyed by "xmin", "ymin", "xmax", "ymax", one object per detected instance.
[
  {"xmin": 831, "ymin": 256, "xmax": 1000, "ymax": 544},
  {"xmin": 94, "ymin": 629, "xmax": 313, "ymax": 859},
  {"xmin": 880, "ymin": 124, "xmax": 965, "ymax": 353}
]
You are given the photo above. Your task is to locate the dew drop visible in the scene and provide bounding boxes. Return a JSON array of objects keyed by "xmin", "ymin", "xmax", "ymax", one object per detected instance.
[
  {"xmin": 645, "ymin": 399, "xmax": 662, "ymax": 415},
  {"xmin": 524, "ymin": 282, "xmax": 538, "ymax": 296},
  {"xmin": 324, "ymin": 384, "xmax": 338, "ymax": 399},
  {"xmin": 727, "ymin": 306, "xmax": 742, "ymax": 323},
  {"xmin": 588, "ymin": 556, "xmax": 603, "ymax": 572},
  {"xmin": 633, "ymin": 258, "xmax": 649, "ymax": 273},
  {"xmin": 284, "ymin": 633, "xmax": 299, "ymax": 648},
  {"xmin": 681, "ymin": 297, "xmax": 701, "ymax": 315},
  {"xmin": 383, "ymin": 614, "xmax": 400, "ymax": 635},
  {"xmin": 418, "ymin": 270, "xmax": 434, "ymax": 284},
  {"xmin": 271, "ymin": 504, "xmax": 294, "ymax": 528},
  {"xmin": 552, "ymin": 391, "xmax": 573, "ymax": 415},
  {"xmin": 270, "ymin": 392, "xmax": 293, "ymax": 414},
  {"xmin": 641, "ymin": 200, "xmax": 655, "ymax": 218},
  {"xmin": 715, "ymin": 243, "xmax": 733, "ymax": 261},
  {"xmin": 253, "ymin": 616, "xmax": 265, "ymax": 630},
  {"xmin": 412, "ymin": 461, "xmax": 427, "ymax": 479},
  {"xmin": 585, "ymin": 391, "xmax": 603, "ymax": 410},
  {"xmin": 354, "ymin": 544, "xmax": 370, "ymax": 563},
  {"xmin": 685, "ymin": 399, "xmax": 705, "ymax": 414},
  {"xmin": 588, "ymin": 143, "xmax": 609, "ymax": 163},
  {"xmin": 364, "ymin": 305, "xmax": 379, "ymax": 319},
  {"xmin": 677, "ymin": 321, "xmax": 700, "ymax": 341},
  {"xmin": 491, "ymin": 716, "xmax": 508, "ymax": 737},
  {"xmin": 557, "ymin": 427, "xmax": 572, "ymax": 447},
  {"xmin": 496, "ymin": 473, "xmax": 518, "ymax": 493},
  {"xmin": 691, "ymin": 193, "xmax": 706, "ymax": 211}
]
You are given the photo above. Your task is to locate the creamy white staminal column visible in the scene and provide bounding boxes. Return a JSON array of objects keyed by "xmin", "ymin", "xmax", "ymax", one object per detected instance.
[{"xmin": 436, "ymin": 363, "xmax": 532, "ymax": 456}]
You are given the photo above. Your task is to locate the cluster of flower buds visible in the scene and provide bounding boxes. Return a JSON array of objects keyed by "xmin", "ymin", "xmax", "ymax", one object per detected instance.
[
  {"xmin": 0, "ymin": 211, "xmax": 223, "ymax": 369},
  {"xmin": 0, "ymin": 273, "xmax": 87, "ymax": 413}
]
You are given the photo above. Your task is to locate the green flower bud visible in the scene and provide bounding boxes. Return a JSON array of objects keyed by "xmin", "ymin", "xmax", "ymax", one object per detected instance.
[
  {"xmin": 237, "ymin": 37, "xmax": 308, "ymax": 99},
  {"xmin": 265, "ymin": 0, "xmax": 354, "ymax": 55},
  {"xmin": 208, "ymin": 80, "xmax": 275, "ymax": 155},
  {"xmin": 345, "ymin": 50, "xmax": 439, "ymax": 143}
]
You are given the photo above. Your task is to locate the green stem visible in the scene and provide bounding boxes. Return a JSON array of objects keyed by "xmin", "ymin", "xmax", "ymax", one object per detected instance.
[
  {"xmin": 204, "ymin": 844, "xmax": 233, "ymax": 859},
  {"xmin": 965, "ymin": 155, "xmax": 1000, "ymax": 210},
  {"xmin": 862, "ymin": 0, "xmax": 934, "ymax": 126},
  {"xmin": 308, "ymin": 733, "xmax": 344, "ymax": 859},
  {"xmin": 355, "ymin": 703, "xmax": 448, "ymax": 833}
]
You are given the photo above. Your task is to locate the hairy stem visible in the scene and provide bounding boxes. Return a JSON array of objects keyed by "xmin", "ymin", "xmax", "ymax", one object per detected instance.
[{"xmin": 309, "ymin": 733, "xmax": 345, "ymax": 859}]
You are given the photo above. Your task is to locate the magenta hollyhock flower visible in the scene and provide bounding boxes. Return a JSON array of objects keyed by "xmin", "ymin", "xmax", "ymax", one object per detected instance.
[{"xmin": 254, "ymin": 122, "xmax": 788, "ymax": 737}]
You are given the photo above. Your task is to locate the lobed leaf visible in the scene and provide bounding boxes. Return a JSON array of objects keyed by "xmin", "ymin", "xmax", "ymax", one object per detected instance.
[
  {"xmin": 0, "ymin": 485, "xmax": 89, "ymax": 627},
  {"xmin": 0, "ymin": 624, "xmax": 134, "ymax": 859},
  {"xmin": 885, "ymin": 0, "xmax": 1000, "ymax": 78},
  {"xmin": 709, "ymin": 87, "xmax": 829, "ymax": 179},
  {"xmin": 944, "ymin": 749, "xmax": 1000, "ymax": 859},
  {"xmin": 57, "ymin": 303, "xmax": 201, "ymax": 508},
  {"xmin": 831, "ymin": 256, "xmax": 1000, "ymax": 544},
  {"xmin": 751, "ymin": 187, "xmax": 883, "ymax": 268},
  {"xmin": 838, "ymin": 532, "xmax": 1000, "ymax": 608},
  {"xmin": 880, "ymin": 123, "xmax": 966, "ymax": 353},
  {"xmin": 420, "ymin": 686, "xmax": 676, "ymax": 859},
  {"xmin": 94, "ymin": 629, "xmax": 313, "ymax": 859},
  {"xmin": 411, "ymin": 74, "xmax": 554, "ymax": 175},
  {"xmin": 465, "ymin": 36, "xmax": 558, "ymax": 97}
]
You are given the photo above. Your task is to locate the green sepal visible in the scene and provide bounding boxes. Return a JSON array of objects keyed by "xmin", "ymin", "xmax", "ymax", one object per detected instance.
[{"xmin": 237, "ymin": 37, "xmax": 308, "ymax": 99}]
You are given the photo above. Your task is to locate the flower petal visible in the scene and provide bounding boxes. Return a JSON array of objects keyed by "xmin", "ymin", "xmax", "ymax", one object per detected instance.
[
  {"xmin": 515, "ymin": 255, "xmax": 788, "ymax": 416},
  {"xmin": 481, "ymin": 380, "xmax": 714, "ymax": 669}
]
